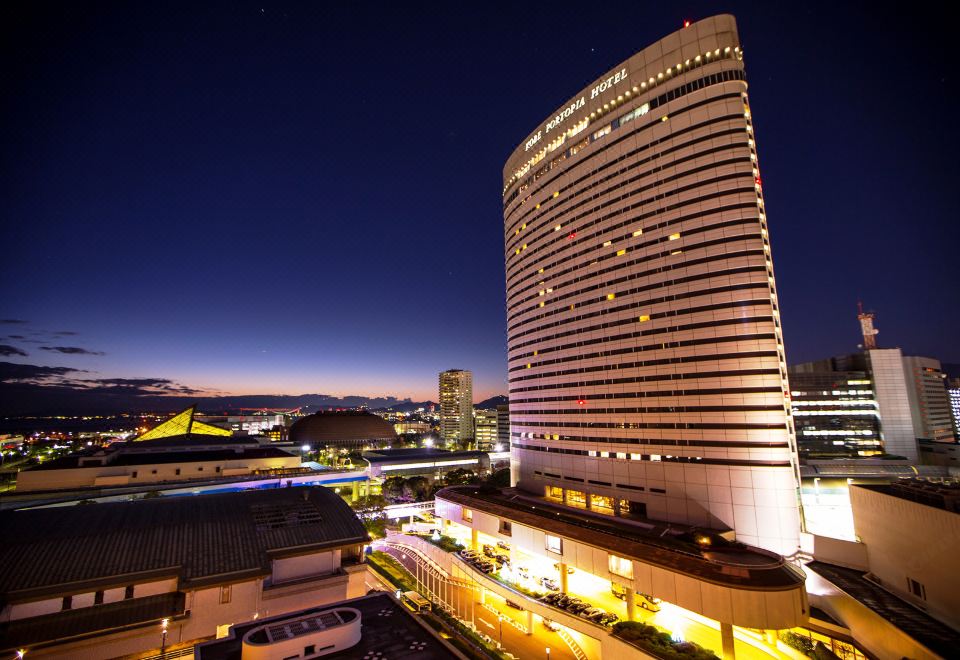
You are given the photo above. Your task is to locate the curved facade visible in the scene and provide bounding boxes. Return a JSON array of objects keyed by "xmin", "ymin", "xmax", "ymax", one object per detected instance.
[
  {"xmin": 289, "ymin": 411, "xmax": 397, "ymax": 448},
  {"xmin": 502, "ymin": 15, "xmax": 800, "ymax": 555}
]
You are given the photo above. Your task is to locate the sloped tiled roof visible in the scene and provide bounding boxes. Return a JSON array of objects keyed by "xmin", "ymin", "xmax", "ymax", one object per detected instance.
[{"xmin": 0, "ymin": 487, "xmax": 368, "ymax": 600}]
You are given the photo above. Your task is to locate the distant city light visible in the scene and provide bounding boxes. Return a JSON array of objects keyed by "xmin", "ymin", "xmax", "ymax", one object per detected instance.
[{"xmin": 301, "ymin": 444, "xmax": 311, "ymax": 452}]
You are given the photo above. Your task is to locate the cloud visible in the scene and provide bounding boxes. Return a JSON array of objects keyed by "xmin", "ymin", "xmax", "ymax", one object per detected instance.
[
  {"xmin": 53, "ymin": 331, "xmax": 79, "ymax": 336},
  {"xmin": 41, "ymin": 346, "xmax": 105, "ymax": 356},
  {"xmin": 0, "ymin": 361, "xmax": 82, "ymax": 383},
  {"xmin": 0, "ymin": 319, "xmax": 27, "ymax": 324},
  {"xmin": 6, "ymin": 335, "xmax": 26, "ymax": 340},
  {"xmin": 0, "ymin": 345, "xmax": 29, "ymax": 357},
  {"xmin": 76, "ymin": 377, "xmax": 204, "ymax": 396}
]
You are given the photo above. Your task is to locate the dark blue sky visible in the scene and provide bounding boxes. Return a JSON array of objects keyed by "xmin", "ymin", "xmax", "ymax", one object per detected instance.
[{"xmin": 2, "ymin": 1, "xmax": 957, "ymax": 403}]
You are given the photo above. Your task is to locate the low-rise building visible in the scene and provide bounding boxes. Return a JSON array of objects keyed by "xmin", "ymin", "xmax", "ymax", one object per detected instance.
[
  {"xmin": 0, "ymin": 487, "xmax": 370, "ymax": 659},
  {"xmin": 363, "ymin": 448, "xmax": 489, "ymax": 481},
  {"xmin": 14, "ymin": 436, "xmax": 301, "ymax": 492}
]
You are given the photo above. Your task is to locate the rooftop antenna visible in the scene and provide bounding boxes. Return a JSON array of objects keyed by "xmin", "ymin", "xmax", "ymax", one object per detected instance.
[{"xmin": 857, "ymin": 301, "xmax": 879, "ymax": 350}]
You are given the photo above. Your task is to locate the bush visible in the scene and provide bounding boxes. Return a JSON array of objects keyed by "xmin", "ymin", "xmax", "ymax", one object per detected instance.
[
  {"xmin": 779, "ymin": 631, "xmax": 815, "ymax": 656},
  {"xmin": 424, "ymin": 534, "xmax": 462, "ymax": 553},
  {"xmin": 613, "ymin": 621, "xmax": 719, "ymax": 660}
]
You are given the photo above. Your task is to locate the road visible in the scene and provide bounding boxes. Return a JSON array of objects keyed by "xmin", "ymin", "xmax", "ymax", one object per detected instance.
[{"xmin": 379, "ymin": 546, "xmax": 576, "ymax": 660}]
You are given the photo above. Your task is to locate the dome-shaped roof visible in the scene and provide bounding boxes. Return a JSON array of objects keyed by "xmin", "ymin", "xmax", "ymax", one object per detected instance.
[{"xmin": 289, "ymin": 411, "xmax": 397, "ymax": 447}]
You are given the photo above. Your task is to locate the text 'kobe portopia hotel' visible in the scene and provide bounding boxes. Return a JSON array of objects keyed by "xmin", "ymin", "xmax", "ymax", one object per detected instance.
[{"xmin": 501, "ymin": 14, "xmax": 799, "ymax": 556}]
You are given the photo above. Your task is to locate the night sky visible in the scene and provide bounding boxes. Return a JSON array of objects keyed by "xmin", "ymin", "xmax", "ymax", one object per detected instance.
[{"xmin": 2, "ymin": 1, "xmax": 957, "ymax": 405}]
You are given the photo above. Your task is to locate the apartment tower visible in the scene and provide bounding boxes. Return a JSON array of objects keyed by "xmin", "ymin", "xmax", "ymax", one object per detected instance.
[
  {"xmin": 502, "ymin": 15, "xmax": 800, "ymax": 554},
  {"xmin": 439, "ymin": 369, "xmax": 473, "ymax": 446}
]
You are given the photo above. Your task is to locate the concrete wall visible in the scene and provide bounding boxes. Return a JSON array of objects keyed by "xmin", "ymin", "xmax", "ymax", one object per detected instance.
[
  {"xmin": 272, "ymin": 550, "xmax": 337, "ymax": 583},
  {"xmin": 850, "ymin": 485, "xmax": 960, "ymax": 630},
  {"xmin": 5, "ymin": 577, "xmax": 178, "ymax": 622}
]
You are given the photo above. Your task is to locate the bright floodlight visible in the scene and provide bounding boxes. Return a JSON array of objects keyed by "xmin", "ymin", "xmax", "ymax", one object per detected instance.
[
  {"xmin": 301, "ymin": 444, "xmax": 311, "ymax": 452},
  {"xmin": 424, "ymin": 437, "xmax": 434, "ymax": 447},
  {"xmin": 494, "ymin": 443, "xmax": 504, "ymax": 452}
]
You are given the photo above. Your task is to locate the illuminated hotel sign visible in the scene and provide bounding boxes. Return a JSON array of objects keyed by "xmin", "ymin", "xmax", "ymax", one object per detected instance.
[{"xmin": 525, "ymin": 67, "xmax": 629, "ymax": 151}]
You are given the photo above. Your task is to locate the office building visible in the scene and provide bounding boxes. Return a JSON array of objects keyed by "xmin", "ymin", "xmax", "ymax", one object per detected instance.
[
  {"xmin": 439, "ymin": 369, "xmax": 473, "ymax": 446},
  {"xmin": 0, "ymin": 487, "xmax": 369, "ymax": 659},
  {"xmin": 903, "ymin": 356, "xmax": 955, "ymax": 444},
  {"xmin": 501, "ymin": 13, "xmax": 798, "ymax": 555},
  {"xmin": 473, "ymin": 408, "xmax": 498, "ymax": 450},
  {"xmin": 788, "ymin": 359, "xmax": 882, "ymax": 459},
  {"xmin": 949, "ymin": 380, "xmax": 960, "ymax": 436}
]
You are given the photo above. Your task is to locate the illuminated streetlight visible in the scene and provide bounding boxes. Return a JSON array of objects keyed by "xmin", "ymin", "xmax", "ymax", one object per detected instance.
[
  {"xmin": 161, "ymin": 618, "xmax": 169, "ymax": 654},
  {"xmin": 546, "ymin": 648, "xmax": 551, "ymax": 660}
]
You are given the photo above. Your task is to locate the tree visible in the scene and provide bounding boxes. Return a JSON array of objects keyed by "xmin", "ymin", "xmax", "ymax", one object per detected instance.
[
  {"xmin": 486, "ymin": 468, "xmax": 510, "ymax": 488},
  {"xmin": 381, "ymin": 476, "xmax": 406, "ymax": 502},
  {"xmin": 443, "ymin": 468, "xmax": 479, "ymax": 486},
  {"xmin": 403, "ymin": 476, "xmax": 431, "ymax": 501}
]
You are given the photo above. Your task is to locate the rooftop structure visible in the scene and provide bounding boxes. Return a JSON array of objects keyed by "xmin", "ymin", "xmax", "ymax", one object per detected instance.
[
  {"xmin": 195, "ymin": 592, "xmax": 465, "ymax": 660},
  {"xmin": 135, "ymin": 405, "xmax": 232, "ymax": 441},
  {"xmin": 289, "ymin": 411, "xmax": 397, "ymax": 449}
]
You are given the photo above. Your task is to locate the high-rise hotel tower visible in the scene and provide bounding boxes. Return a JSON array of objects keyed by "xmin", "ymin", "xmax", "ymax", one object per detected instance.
[
  {"xmin": 439, "ymin": 369, "xmax": 474, "ymax": 446},
  {"xmin": 502, "ymin": 15, "xmax": 800, "ymax": 554}
]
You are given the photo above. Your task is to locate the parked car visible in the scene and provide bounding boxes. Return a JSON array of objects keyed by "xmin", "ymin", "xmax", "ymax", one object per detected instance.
[
  {"xmin": 553, "ymin": 562, "xmax": 575, "ymax": 575},
  {"xmin": 497, "ymin": 541, "xmax": 511, "ymax": 550},
  {"xmin": 599, "ymin": 612, "xmax": 619, "ymax": 626},
  {"xmin": 516, "ymin": 566, "xmax": 530, "ymax": 579},
  {"xmin": 505, "ymin": 599, "xmax": 525, "ymax": 610},
  {"xmin": 542, "ymin": 618, "xmax": 561, "ymax": 632},
  {"xmin": 566, "ymin": 600, "xmax": 589, "ymax": 614},
  {"xmin": 482, "ymin": 544, "xmax": 498, "ymax": 558},
  {"xmin": 637, "ymin": 592, "xmax": 662, "ymax": 612},
  {"xmin": 459, "ymin": 550, "xmax": 479, "ymax": 560},
  {"xmin": 539, "ymin": 577, "xmax": 560, "ymax": 591},
  {"xmin": 477, "ymin": 560, "xmax": 497, "ymax": 574}
]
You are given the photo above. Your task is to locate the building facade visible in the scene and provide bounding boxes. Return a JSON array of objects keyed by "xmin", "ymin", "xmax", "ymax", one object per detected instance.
[
  {"xmin": 902, "ymin": 356, "xmax": 955, "ymax": 444},
  {"xmin": 502, "ymin": 14, "xmax": 799, "ymax": 554},
  {"xmin": 439, "ymin": 369, "xmax": 473, "ymax": 446},
  {"xmin": 473, "ymin": 409, "xmax": 498, "ymax": 450}
]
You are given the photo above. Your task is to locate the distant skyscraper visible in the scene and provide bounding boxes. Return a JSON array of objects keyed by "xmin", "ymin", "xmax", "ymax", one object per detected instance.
[
  {"xmin": 496, "ymin": 404, "xmax": 510, "ymax": 450},
  {"xmin": 903, "ymin": 356, "xmax": 956, "ymax": 444},
  {"xmin": 439, "ymin": 369, "xmax": 473, "ymax": 446},
  {"xmin": 474, "ymin": 409, "xmax": 498, "ymax": 451},
  {"xmin": 949, "ymin": 380, "xmax": 960, "ymax": 438},
  {"xmin": 501, "ymin": 14, "xmax": 798, "ymax": 554}
]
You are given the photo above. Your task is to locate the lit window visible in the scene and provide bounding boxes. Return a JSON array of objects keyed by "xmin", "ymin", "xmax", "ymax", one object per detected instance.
[
  {"xmin": 608, "ymin": 554, "xmax": 634, "ymax": 579},
  {"xmin": 554, "ymin": 225, "xmax": 561, "ymax": 232},
  {"xmin": 220, "ymin": 585, "xmax": 232, "ymax": 604},
  {"xmin": 632, "ymin": 229, "xmax": 643, "ymax": 237},
  {"xmin": 566, "ymin": 490, "xmax": 586, "ymax": 508},
  {"xmin": 638, "ymin": 315, "xmax": 650, "ymax": 322},
  {"xmin": 602, "ymin": 240, "xmax": 611, "ymax": 247},
  {"xmin": 552, "ymin": 191, "xmax": 559, "ymax": 198},
  {"xmin": 616, "ymin": 249, "xmax": 626, "ymax": 256},
  {"xmin": 462, "ymin": 508, "xmax": 473, "ymax": 523},
  {"xmin": 545, "ymin": 535, "xmax": 563, "ymax": 554},
  {"xmin": 616, "ymin": 452, "xmax": 627, "ymax": 459},
  {"xmin": 668, "ymin": 233, "xmax": 681, "ymax": 241},
  {"xmin": 650, "ymin": 454, "xmax": 661, "ymax": 462},
  {"xmin": 606, "ymin": 293, "xmax": 615, "ymax": 300},
  {"xmin": 546, "ymin": 485, "xmax": 563, "ymax": 501},
  {"xmin": 592, "ymin": 495, "xmax": 614, "ymax": 514}
]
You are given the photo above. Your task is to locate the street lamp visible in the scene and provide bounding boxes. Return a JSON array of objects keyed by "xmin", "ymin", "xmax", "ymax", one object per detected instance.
[
  {"xmin": 498, "ymin": 615, "xmax": 504, "ymax": 646},
  {"xmin": 546, "ymin": 647, "xmax": 551, "ymax": 660},
  {"xmin": 161, "ymin": 618, "xmax": 169, "ymax": 655}
]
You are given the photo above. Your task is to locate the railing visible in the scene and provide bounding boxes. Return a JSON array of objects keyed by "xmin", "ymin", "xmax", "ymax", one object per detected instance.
[
  {"xmin": 556, "ymin": 627, "xmax": 588, "ymax": 660},
  {"xmin": 137, "ymin": 646, "xmax": 194, "ymax": 660}
]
